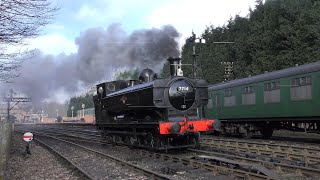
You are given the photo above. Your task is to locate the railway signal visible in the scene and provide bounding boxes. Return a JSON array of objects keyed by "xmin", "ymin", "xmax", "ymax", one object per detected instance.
[
  {"xmin": 187, "ymin": 31, "xmax": 205, "ymax": 78},
  {"xmin": 187, "ymin": 32, "xmax": 235, "ymax": 79},
  {"xmin": 4, "ymin": 97, "xmax": 31, "ymax": 102},
  {"xmin": 221, "ymin": 61, "xmax": 234, "ymax": 81}
]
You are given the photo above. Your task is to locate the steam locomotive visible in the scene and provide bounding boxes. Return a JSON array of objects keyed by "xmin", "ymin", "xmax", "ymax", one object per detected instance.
[{"xmin": 93, "ymin": 57, "xmax": 220, "ymax": 150}]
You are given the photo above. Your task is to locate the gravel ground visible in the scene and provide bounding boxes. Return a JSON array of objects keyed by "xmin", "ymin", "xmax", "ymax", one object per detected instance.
[
  {"xmin": 5, "ymin": 133, "xmax": 82, "ymax": 180},
  {"xmin": 36, "ymin": 136, "xmax": 148, "ymax": 180}
]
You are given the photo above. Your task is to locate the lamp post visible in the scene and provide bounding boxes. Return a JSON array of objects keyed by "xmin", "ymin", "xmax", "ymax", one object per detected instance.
[
  {"xmin": 56, "ymin": 109, "xmax": 59, "ymax": 118},
  {"xmin": 41, "ymin": 110, "xmax": 44, "ymax": 123},
  {"xmin": 71, "ymin": 106, "xmax": 74, "ymax": 118},
  {"xmin": 81, "ymin": 104, "xmax": 85, "ymax": 118},
  {"xmin": 98, "ymin": 87, "xmax": 103, "ymax": 102}
]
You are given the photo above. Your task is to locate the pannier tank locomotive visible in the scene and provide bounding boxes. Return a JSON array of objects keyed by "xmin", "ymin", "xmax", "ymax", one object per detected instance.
[{"xmin": 93, "ymin": 57, "xmax": 220, "ymax": 150}]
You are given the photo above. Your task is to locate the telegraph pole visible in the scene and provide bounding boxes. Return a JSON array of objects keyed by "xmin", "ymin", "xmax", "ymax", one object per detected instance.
[
  {"xmin": 7, "ymin": 96, "xmax": 10, "ymax": 123},
  {"xmin": 3, "ymin": 89, "xmax": 31, "ymax": 123},
  {"xmin": 7, "ymin": 89, "xmax": 14, "ymax": 123},
  {"xmin": 191, "ymin": 32, "xmax": 197, "ymax": 78}
]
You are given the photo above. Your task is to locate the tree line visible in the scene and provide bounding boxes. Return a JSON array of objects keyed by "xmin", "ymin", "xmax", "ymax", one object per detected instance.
[
  {"xmin": 67, "ymin": 0, "xmax": 320, "ymax": 114},
  {"xmin": 66, "ymin": 94, "xmax": 94, "ymax": 117},
  {"xmin": 161, "ymin": 0, "xmax": 320, "ymax": 84}
]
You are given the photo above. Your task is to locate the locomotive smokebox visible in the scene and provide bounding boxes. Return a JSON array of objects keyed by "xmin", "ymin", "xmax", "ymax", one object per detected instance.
[{"xmin": 168, "ymin": 57, "xmax": 183, "ymax": 77}]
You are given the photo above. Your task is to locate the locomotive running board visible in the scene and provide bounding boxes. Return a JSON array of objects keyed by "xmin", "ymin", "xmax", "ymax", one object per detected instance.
[{"xmin": 195, "ymin": 155, "xmax": 279, "ymax": 179}]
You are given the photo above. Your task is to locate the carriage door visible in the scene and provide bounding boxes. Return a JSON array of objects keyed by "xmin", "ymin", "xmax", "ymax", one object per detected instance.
[
  {"xmin": 211, "ymin": 92, "xmax": 221, "ymax": 119},
  {"xmin": 207, "ymin": 91, "xmax": 221, "ymax": 119}
]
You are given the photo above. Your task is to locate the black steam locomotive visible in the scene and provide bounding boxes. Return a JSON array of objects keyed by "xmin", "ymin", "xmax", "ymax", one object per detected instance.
[{"xmin": 93, "ymin": 57, "xmax": 220, "ymax": 150}]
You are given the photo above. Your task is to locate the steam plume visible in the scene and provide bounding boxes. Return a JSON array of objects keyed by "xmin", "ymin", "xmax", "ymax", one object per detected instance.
[{"xmin": 3, "ymin": 24, "xmax": 180, "ymax": 107}]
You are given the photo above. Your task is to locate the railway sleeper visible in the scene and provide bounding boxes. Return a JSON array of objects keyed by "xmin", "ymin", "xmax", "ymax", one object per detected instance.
[{"xmin": 194, "ymin": 155, "xmax": 279, "ymax": 179}]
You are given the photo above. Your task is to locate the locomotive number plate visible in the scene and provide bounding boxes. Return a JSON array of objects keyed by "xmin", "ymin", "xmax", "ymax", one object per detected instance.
[{"xmin": 177, "ymin": 87, "xmax": 189, "ymax": 91}]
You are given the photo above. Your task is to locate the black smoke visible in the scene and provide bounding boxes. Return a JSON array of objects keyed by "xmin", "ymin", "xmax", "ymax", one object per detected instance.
[{"xmin": 3, "ymin": 24, "xmax": 180, "ymax": 106}]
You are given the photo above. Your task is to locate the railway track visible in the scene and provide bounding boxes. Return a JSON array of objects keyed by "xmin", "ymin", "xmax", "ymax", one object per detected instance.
[
  {"xmin": 27, "ymin": 128, "xmax": 320, "ymax": 178},
  {"xmin": 31, "ymin": 136, "xmax": 94, "ymax": 180},
  {"xmin": 62, "ymin": 136, "xmax": 277, "ymax": 179},
  {"xmin": 16, "ymin": 126, "xmax": 277, "ymax": 179},
  {"xmin": 135, "ymin": 149, "xmax": 276, "ymax": 179},
  {"xmin": 15, "ymin": 130, "xmax": 171, "ymax": 180},
  {"xmin": 16, "ymin": 124, "xmax": 320, "ymax": 179},
  {"xmin": 188, "ymin": 148, "xmax": 320, "ymax": 178},
  {"xmin": 201, "ymin": 137, "xmax": 320, "ymax": 164}
]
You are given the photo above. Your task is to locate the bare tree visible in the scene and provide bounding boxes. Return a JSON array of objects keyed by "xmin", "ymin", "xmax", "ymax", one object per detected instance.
[{"xmin": 0, "ymin": 0, "xmax": 59, "ymax": 82}]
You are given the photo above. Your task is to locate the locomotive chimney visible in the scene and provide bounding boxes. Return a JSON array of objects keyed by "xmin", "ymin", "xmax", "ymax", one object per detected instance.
[{"xmin": 167, "ymin": 57, "xmax": 183, "ymax": 77}]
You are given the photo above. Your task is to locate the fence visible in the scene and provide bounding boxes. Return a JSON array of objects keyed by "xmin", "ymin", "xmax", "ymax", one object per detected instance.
[{"xmin": 0, "ymin": 120, "xmax": 12, "ymax": 180}]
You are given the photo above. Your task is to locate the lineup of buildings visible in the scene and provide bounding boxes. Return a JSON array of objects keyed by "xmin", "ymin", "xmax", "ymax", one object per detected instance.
[
  {"xmin": 0, "ymin": 104, "xmax": 95, "ymax": 123},
  {"xmin": 0, "ymin": 104, "xmax": 49, "ymax": 123},
  {"xmin": 0, "ymin": 86, "xmax": 96, "ymax": 123}
]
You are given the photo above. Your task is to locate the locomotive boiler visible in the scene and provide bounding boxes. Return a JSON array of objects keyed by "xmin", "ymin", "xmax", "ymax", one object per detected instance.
[{"xmin": 94, "ymin": 57, "xmax": 220, "ymax": 150}]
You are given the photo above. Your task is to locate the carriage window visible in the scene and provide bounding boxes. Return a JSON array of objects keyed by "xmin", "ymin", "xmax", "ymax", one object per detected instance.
[
  {"xmin": 224, "ymin": 89, "xmax": 235, "ymax": 107},
  {"xmin": 264, "ymin": 81, "xmax": 280, "ymax": 91},
  {"xmin": 291, "ymin": 76, "xmax": 312, "ymax": 101},
  {"xmin": 306, "ymin": 76, "xmax": 311, "ymax": 85},
  {"xmin": 243, "ymin": 86, "xmax": 254, "ymax": 94},
  {"xmin": 242, "ymin": 86, "xmax": 255, "ymax": 105},
  {"xmin": 264, "ymin": 81, "xmax": 280, "ymax": 103},
  {"xmin": 224, "ymin": 89, "xmax": 233, "ymax": 97}
]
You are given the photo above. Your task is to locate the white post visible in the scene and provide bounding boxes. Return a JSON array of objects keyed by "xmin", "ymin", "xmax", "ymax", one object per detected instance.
[
  {"xmin": 41, "ymin": 110, "xmax": 44, "ymax": 123},
  {"xmin": 81, "ymin": 104, "xmax": 85, "ymax": 118},
  {"xmin": 71, "ymin": 106, "xmax": 74, "ymax": 118}
]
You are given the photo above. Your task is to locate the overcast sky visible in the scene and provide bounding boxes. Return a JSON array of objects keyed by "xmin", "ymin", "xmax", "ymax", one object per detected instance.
[
  {"xmin": 2, "ymin": 0, "xmax": 260, "ymax": 104},
  {"xmin": 29, "ymin": 0, "xmax": 257, "ymax": 55}
]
